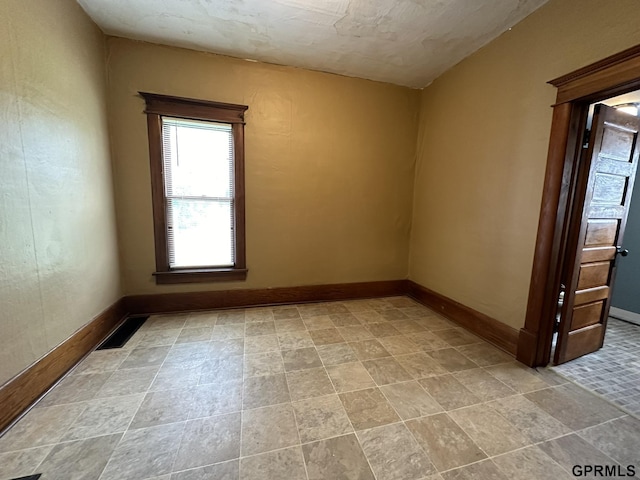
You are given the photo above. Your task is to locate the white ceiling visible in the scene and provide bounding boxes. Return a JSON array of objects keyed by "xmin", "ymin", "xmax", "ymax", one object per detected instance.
[{"xmin": 77, "ymin": 0, "xmax": 548, "ymax": 88}]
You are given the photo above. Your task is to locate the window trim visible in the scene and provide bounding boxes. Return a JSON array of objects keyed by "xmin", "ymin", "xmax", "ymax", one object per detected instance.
[{"xmin": 140, "ymin": 92, "xmax": 248, "ymax": 284}]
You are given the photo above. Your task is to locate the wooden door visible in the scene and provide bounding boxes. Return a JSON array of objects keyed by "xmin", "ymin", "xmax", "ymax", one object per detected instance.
[{"xmin": 554, "ymin": 104, "xmax": 640, "ymax": 364}]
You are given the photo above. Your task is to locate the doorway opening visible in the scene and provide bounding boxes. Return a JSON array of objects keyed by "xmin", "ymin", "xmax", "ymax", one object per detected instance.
[{"xmin": 517, "ymin": 44, "xmax": 640, "ymax": 373}]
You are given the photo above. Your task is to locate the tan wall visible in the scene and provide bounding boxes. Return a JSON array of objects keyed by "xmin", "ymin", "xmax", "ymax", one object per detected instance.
[
  {"xmin": 107, "ymin": 38, "xmax": 419, "ymax": 295},
  {"xmin": 0, "ymin": 0, "xmax": 121, "ymax": 384},
  {"xmin": 409, "ymin": 0, "xmax": 640, "ymax": 329}
]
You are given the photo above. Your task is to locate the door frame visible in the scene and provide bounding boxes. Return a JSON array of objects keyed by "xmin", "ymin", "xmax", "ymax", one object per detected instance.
[{"xmin": 517, "ymin": 44, "xmax": 640, "ymax": 367}]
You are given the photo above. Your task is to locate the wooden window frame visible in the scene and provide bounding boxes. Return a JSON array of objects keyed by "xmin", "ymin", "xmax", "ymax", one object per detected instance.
[{"xmin": 140, "ymin": 92, "xmax": 248, "ymax": 284}]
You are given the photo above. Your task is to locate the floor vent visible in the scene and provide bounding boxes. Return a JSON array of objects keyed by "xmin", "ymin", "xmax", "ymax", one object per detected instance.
[{"xmin": 97, "ymin": 316, "xmax": 148, "ymax": 350}]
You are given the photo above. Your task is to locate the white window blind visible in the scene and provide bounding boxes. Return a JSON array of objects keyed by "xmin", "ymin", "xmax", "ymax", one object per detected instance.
[{"xmin": 161, "ymin": 117, "xmax": 235, "ymax": 268}]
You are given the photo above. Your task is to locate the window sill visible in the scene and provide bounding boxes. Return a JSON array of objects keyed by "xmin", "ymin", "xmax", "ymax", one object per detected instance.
[{"xmin": 153, "ymin": 268, "xmax": 248, "ymax": 284}]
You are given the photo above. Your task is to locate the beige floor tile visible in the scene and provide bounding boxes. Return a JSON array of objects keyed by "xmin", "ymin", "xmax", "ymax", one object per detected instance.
[
  {"xmin": 489, "ymin": 394, "xmax": 571, "ymax": 443},
  {"xmin": 366, "ymin": 322, "xmax": 402, "ymax": 338},
  {"xmin": 150, "ymin": 363, "xmax": 202, "ymax": 392},
  {"xmin": 282, "ymin": 347, "xmax": 323, "ymax": 372},
  {"xmin": 100, "ymin": 422, "xmax": 186, "ymax": 480},
  {"xmin": 330, "ymin": 313, "xmax": 362, "ymax": 327},
  {"xmin": 217, "ymin": 310, "xmax": 246, "ymax": 325},
  {"xmin": 244, "ymin": 334, "xmax": 279, "ymax": 354},
  {"xmin": 379, "ymin": 309, "xmax": 409, "ymax": 321},
  {"xmin": 136, "ymin": 328, "xmax": 181, "ymax": 347},
  {"xmin": 275, "ymin": 318, "xmax": 306, "ymax": 332},
  {"xmin": 448, "ymin": 404, "xmax": 530, "ymax": 456},
  {"xmin": 172, "ymin": 459, "xmax": 238, "ymax": 479},
  {"xmin": 378, "ymin": 335, "xmax": 422, "ymax": 356},
  {"xmin": 61, "ymin": 394, "xmax": 144, "ymax": 441},
  {"xmin": 433, "ymin": 328, "xmax": 480, "ymax": 347},
  {"xmin": 38, "ymin": 372, "xmax": 112, "ymax": 407},
  {"xmin": 245, "ymin": 308, "xmax": 274, "ymax": 322},
  {"xmin": 538, "ymin": 434, "xmax": 625, "ymax": 477},
  {"xmin": 244, "ymin": 351, "xmax": 284, "ymax": 378},
  {"xmin": 199, "ymin": 355, "xmax": 243, "ymax": 385},
  {"xmin": 286, "ymin": 367, "xmax": 336, "ymax": 401},
  {"xmin": 184, "ymin": 312, "xmax": 218, "ymax": 328},
  {"xmin": 337, "ymin": 325, "xmax": 374, "ymax": 342},
  {"xmin": 452, "ymin": 368, "xmax": 516, "ymax": 401},
  {"xmin": 380, "ymin": 381, "xmax": 443, "ymax": 419},
  {"xmin": 326, "ymin": 362, "xmax": 376, "ymax": 393},
  {"xmin": 209, "ymin": 338, "xmax": 244, "ymax": 358},
  {"xmin": 414, "ymin": 316, "xmax": 455, "ymax": 331},
  {"xmin": 0, "ymin": 446, "xmax": 53, "ymax": 480},
  {"xmin": 362, "ymin": 357, "xmax": 413, "ymax": 385},
  {"xmin": 277, "ymin": 330, "xmax": 314, "ymax": 350},
  {"xmin": 175, "ymin": 327, "xmax": 213, "ymax": 344},
  {"xmin": 392, "ymin": 319, "xmax": 428, "ymax": 334},
  {"xmin": 212, "ymin": 324, "xmax": 245, "ymax": 340},
  {"xmin": 72, "ymin": 350, "xmax": 130, "ymax": 375},
  {"xmin": 406, "ymin": 413, "xmax": 486, "ymax": 471},
  {"xmin": 173, "ymin": 413, "xmax": 241, "ymax": 471},
  {"xmin": 240, "ymin": 446, "xmax": 307, "ymax": 480},
  {"xmin": 273, "ymin": 307, "xmax": 301, "ymax": 320},
  {"xmin": 37, "ymin": 433, "xmax": 121, "ymax": 480},
  {"xmin": 120, "ymin": 346, "xmax": 171, "ymax": 369},
  {"xmin": 395, "ymin": 352, "xmax": 448, "ymax": 379},
  {"xmin": 293, "ymin": 394, "xmax": 353, "ymax": 442},
  {"xmin": 302, "ymin": 315, "xmax": 334, "ymax": 330},
  {"xmin": 309, "ymin": 328, "xmax": 345, "ymax": 346},
  {"xmin": 245, "ymin": 321, "xmax": 276, "ymax": 337},
  {"xmin": 144, "ymin": 314, "xmax": 187, "ymax": 330},
  {"xmin": 456, "ymin": 343, "xmax": 512, "ymax": 367},
  {"xmin": 129, "ymin": 388, "xmax": 194, "ymax": 429},
  {"xmin": 96, "ymin": 366, "xmax": 160, "ymax": 397},
  {"xmin": 410, "ymin": 332, "xmax": 451, "ymax": 351},
  {"xmin": 358, "ymin": 423, "xmax": 436, "ymax": 480},
  {"xmin": 524, "ymin": 384, "xmax": 624, "ymax": 430},
  {"xmin": 162, "ymin": 344, "xmax": 209, "ymax": 367},
  {"xmin": 349, "ymin": 339, "xmax": 392, "ymax": 360},
  {"xmin": 492, "ymin": 446, "xmax": 572, "ymax": 480},
  {"xmin": 190, "ymin": 380, "xmax": 243, "ymax": 418},
  {"xmin": 316, "ymin": 343, "xmax": 358, "ymax": 365},
  {"xmin": 302, "ymin": 434, "xmax": 375, "ymax": 480},
  {"xmin": 578, "ymin": 415, "xmax": 640, "ymax": 466},
  {"xmin": 353, "ymin": 310, "xmax": 386, "ymax": 324},
  {"xmin": 241, "ymin": 404, "xmax": 299, "ymax": 456},
  {"xmin": 298, "ymin": 305, "xmax": 331, "ymax": 319},
  {"xmin": 484, "ymin": 362, "xmax": 550, "ymax": 393},
  {"xmin": 418, "ymin": 375, "xmax": 481, "ymax": 411},
  {"xmin": 441, "ymin": 460, "xmax": 509, "ymax": 480},
  {"xmin": 427, "ymin": 349, "xmax": 478, "ymax": 372},
  {"xmin": 243, "ymin": 374, "xmax": 290, "ymax": 410},
  {"xmin": 338, "ymin": 387, "xmax": 400, "ymax": 430}
]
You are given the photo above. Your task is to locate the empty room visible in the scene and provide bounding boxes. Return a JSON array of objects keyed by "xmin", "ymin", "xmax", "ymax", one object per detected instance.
[{"xmin": 1, "ymin": 0, "xmax": 640, "ymax": 479}]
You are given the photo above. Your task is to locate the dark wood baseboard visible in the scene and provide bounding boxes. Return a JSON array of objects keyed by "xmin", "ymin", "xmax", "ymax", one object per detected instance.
[
  {"xmin": 406, "ymin": 281, "xmax": 518, "ymax": 355},
  {"xmin": 0, "ymin": 299, "xmax": 127, "ymax": 434},
  {"xmin": 125, "ymin": 280, "xmax": 409, "ymax": 314}
]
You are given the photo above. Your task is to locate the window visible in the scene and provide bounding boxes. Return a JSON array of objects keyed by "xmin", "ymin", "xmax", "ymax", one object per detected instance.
[{"xmin": 141, "ymin": 92, "xmax": 248, "ymax": 284}]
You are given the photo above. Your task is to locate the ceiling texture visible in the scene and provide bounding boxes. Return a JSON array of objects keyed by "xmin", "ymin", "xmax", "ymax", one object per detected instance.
[{"xmin": 78, "ymin": 0, "xmax": 548, "ymax": 88}]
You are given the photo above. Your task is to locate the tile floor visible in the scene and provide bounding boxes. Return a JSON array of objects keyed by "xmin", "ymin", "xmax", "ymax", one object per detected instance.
[
  {"xmin": 0, "ymin": 296, "xmax": 639, "ymax": 480},
  {"xmin": 553, "ymin": 317, "xmax": 640, "ymax": 418}
]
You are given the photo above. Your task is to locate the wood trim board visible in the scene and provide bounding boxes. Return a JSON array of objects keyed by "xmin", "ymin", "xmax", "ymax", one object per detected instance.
[
  {"xmin": 125, "ymin": 280, "xmax": 409, "ymax": 314},
  {"xmin": 0, "ymin": 299, "xmax": 128, "ymax": 434},
  {"xmin": 406, "ymin": 281, "xmax": 519, "ymax": 355}
]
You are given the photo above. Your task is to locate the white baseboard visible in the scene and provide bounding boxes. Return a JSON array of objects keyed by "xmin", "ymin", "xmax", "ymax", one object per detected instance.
[{"xmin": 610, "ymin": 307, "xmax": 640, "ymax": 326}]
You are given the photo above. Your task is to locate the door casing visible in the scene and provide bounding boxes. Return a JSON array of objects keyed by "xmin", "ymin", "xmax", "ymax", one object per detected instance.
[{"xmin": 517, "ymin": 44, "xmax": 640, "ymax": 367}]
